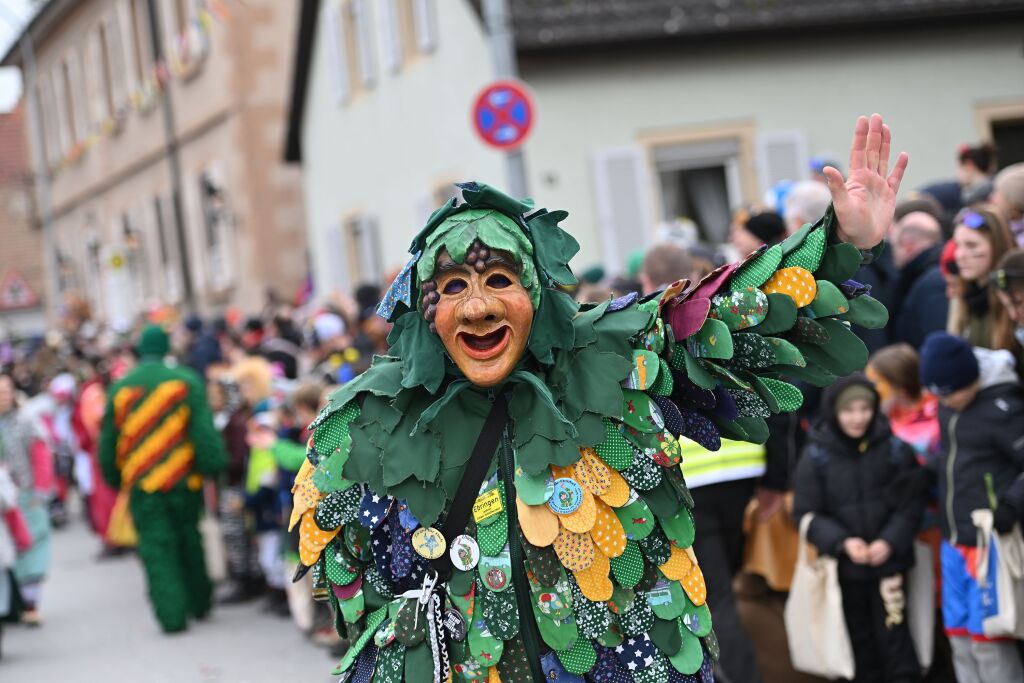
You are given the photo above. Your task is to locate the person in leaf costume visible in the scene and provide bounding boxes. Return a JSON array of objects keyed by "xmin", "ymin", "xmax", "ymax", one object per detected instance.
[
  {"xmin": 98, "ymin": 325, "xmax": 227, "ymax": 633},
  {"xmin": 291, "ymin": 115, "xmax": 908, "ymax": 682}
]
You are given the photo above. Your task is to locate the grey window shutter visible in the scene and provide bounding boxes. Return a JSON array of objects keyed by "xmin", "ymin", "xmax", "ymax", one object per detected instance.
[
  {"xmin": 352, "ymin": 0, "xmax": 377, "ymax": 88},
  {"xmin": 590, "ymin": 146, "xmax": 654, "ymax": 275},
  {"xmin": 324, "ymin": 3, "xmax": 350, "ymax": 104}
]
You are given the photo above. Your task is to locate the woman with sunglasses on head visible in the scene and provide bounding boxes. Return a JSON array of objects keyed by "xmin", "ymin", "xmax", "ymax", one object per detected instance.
[{"xmin": 947, "ymin": 206, "xmax": 1021, "ymax": 361}]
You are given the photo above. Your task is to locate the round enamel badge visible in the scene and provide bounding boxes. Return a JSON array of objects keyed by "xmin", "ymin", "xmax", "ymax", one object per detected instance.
[
  {"xmin": 449, "ymin": 534, "xmax": 481, "ymax": 571},
  {"xmin": 547, "ymin": 478, "xmax": 584, "ymax": 515},
  {"xmin": 411, "ymin": 526, "xmax": 446, "ymax": 560},
  {"xmin": 485, "ymin": 567, "xmax": 508, "ymax": 591}
]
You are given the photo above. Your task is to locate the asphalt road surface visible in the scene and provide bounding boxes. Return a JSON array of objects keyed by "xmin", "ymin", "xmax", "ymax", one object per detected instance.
[{"xmin": 1, "ymin": 510, "xmax": 336, "ymax": 682}]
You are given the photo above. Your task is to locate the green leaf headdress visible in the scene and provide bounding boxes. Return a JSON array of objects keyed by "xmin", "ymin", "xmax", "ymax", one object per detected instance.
[{"xmin": 375, "ymin": 182, "xmax": 583, "ymax": 392}]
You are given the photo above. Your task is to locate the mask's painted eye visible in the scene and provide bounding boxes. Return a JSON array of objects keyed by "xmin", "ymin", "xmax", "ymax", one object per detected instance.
[
  {"xmin": 443, "ymin": 279, "xmax": 468, "ymax": 295},
  {"xmin": 487, "ymin": 273, "xmax": 512, "ymax": 289}
]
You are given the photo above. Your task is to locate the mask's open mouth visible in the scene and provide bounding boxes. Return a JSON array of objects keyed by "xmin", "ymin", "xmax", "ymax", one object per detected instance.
[{"xmin": 457, "ymin": 326, "xmax": 511, "ymax": 361}]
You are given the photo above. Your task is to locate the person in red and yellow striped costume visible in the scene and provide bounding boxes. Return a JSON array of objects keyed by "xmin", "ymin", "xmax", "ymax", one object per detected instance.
[{"xmin": 98, "ymin": 324, "xmax": 226, "ymax": 633}]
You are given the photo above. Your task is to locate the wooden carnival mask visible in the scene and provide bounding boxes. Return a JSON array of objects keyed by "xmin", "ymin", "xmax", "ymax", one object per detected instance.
[{"xmin": 421, "ymin": 243, "xmax": 533, "ymax": 388}]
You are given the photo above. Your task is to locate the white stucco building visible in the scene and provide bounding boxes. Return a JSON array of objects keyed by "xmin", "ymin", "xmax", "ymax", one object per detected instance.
[{"xmin": 287, "ymin": 0, "xmax": 1024, "ymax": 296}]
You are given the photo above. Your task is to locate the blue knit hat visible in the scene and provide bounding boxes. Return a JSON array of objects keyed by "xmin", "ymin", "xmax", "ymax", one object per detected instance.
[{"xmin": 919, "ymin": 332, "xmax": 979, "ymax": 396}]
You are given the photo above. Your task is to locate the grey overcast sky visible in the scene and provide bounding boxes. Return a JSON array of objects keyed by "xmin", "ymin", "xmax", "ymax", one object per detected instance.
[{"xmin": 0, "ymin": 0, "xmax": 37, "ymax": 113}]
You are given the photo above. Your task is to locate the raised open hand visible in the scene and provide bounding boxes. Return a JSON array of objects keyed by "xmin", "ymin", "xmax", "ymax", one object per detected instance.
[{"xmin": 823, "ymin": 114, "xmax": 909, "ymax": 250}]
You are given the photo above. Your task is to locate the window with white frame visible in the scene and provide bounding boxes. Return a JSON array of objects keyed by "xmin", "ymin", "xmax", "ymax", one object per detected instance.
[
  {"xmin": 343, "ymin": 214, "xmax": 383, "ymax": 286},
  {"xmin": 128, "ymin": 0, "xmax": 152, "ymax": 85},
  {"xmin": 52, "ymin": 66, "xmax": 72, "ymax": 155},
  {"xmin": 198, "ymin": 169, "xmax": 236, "ymax": 291},
  {"xmin": 349, "ymin": 0, "xmax": 377, "ymax": 89},
  {"xmin": 94, "ymin": 23, "xmax": 116, "ymax": 120},
  {"xmin": 152, "ymin": 194, "xmax": 182, "ymax": 303}
]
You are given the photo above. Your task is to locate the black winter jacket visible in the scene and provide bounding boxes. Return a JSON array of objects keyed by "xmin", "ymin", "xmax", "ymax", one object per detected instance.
[
  {"xmin": 935, "ymin": 350, "xmax": 1024, "ymax": 546},
  {"xmin": 891, "ymin": 245, "xmax": 948, "ymax": 350},
  {"xmin": 793, "ymin": 377, "xmax": 927, "ymax": 580}
]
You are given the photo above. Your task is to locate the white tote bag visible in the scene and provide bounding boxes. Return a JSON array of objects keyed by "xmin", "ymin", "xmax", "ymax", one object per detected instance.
[
  {"xmin": 199, "ymin": 514, "xmax": 228, "ymax": 583},
  {"xmin": 906, "ymin": 540, "xmax": 935, "ymax": 672},
  {"xmin": 972, "ymin": 509, "xmax": 1024, "ymax": 639},
  {"xmin": 784, "ymin": 513, "xmax": 856, "ymax": 680}
]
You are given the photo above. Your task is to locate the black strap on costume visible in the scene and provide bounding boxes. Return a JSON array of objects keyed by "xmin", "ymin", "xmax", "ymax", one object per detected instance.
[{"xmin": 431, "ymin": 392, "xmax": 510, "ymax": 582}]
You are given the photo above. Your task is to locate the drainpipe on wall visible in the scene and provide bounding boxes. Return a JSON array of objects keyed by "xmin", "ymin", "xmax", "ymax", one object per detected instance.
[
  {"xmin": 483, "ymin": 0, "xmax": 528, "ymax": 199},
  {"xmin": 146, "ymin": 0, "xmax": 195, "ymax": 312}
]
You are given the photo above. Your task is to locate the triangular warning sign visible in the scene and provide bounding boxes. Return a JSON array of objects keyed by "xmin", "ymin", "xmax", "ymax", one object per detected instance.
[{"xmin": 0, "ymin": 269, "xmax": 40, "ymax": 310}]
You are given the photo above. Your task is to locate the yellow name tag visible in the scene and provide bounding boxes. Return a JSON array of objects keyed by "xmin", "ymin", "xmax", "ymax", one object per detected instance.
[{"xmin": 472, "ymin": 489, "xmax": 503, "ymax": 523}]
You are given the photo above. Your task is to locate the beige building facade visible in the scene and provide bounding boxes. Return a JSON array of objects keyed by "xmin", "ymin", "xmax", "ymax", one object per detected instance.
[{"xmin": 3, "ymin": 0, "xmax": 307, "ymax": 326}]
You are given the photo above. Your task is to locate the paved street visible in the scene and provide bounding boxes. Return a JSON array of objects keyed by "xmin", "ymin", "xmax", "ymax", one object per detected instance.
[{"xmin": 2, "ymin": 511, "xmax": 337, "ymax": 682}]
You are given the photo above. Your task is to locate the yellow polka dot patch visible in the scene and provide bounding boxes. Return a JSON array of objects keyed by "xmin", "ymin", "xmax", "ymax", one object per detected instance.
[
  {"xmin": 760, "ymin": 266, "xmax": 818, "ymax": 308},
  {"xmin": 516, "ymin": 496, "xmax": 560, "ymax": 547},
  {"xmin": 597, "ymin": 469, "xmax": 631, "ymax": 509},
  {"xmin": 681, "ymin": 563, "xmax": 708, "ymax": 606},
  {"xmin": 589, "ymin": 499, "xmax": 627, "ymax": 559},
  {"xmin": 552, "ymin": 527, "xmax": 595, "ymax": 572},
  {"xmin": 659, "ymin": 544, "xmax": 694, "ymax": 581},
  {"xmin": 574, "ymin": 549, "xmax": 613, "ymax": 602},
  {"xmin": 289, "ymin": 459, "xmax": 322, "ymax": 531},
  {"xmin": 298, "ymin": 509, "xmax": 338, "ymax": 566}
]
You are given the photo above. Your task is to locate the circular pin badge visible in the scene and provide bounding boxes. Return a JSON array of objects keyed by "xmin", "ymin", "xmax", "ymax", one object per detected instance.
[
  {"xmin": 485, "ymin": 567, "xmax": 508, "ymax": 591},
  {"xmin": 411, "ymin": 526, "xmax": 446, "ymax": 560},
  {"xmin": 547, "ymin": 478, "xmax": 584, "ymax": 515},
  {"xmin": 449, "ymin": 534, "xmax": 481, "ymax": 571},
  {"xmin": 443, "ymin": 608, "xmax": 468, "ymax": 642}
]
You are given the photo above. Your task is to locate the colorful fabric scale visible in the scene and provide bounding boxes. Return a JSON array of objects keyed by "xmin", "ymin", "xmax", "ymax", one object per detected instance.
[{"xmin": 291, "ymin": 185, "xmax": 887, "ymax": 682}]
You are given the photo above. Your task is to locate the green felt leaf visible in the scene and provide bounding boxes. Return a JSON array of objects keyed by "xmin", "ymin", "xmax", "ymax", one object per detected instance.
[
  {"xmin": 781, "ymin": 226, "xmax": 826, "ymax": 272},
  {"xmin": 780, "ymin": 221, "xmax": 814, "ymax": 256},
  {"xmin": 649, "ymin": 358, "xmax": 674, "ymax": 396},
  {"xmin": 730, "ymin": 333, "xmax": 777, "ymax": 369},
  {"xmin": 752, "ymin": 293, "xmax": 798, "ymax": 335},
  {"xmin": 712, "ymin": 416, "xmax": 749, "ymax": 442},
  {"xmin": 528, "ymin": 287, "xmax": 579, "ymax": 365},
  {"xmin": 730, "ymin": 243, "xmax": 782, "ymax": 290},
  {"xmin": 840, "ymin": 294, "xmax": 889, "ymax": 330},
  {"xmin": 671, "ymin": 346, "xmax": 716, "ymax": 390},
  {"xmin": 702, "ymin": 360, "xmax": 750, "ymax": 391},
  {"xmin": 770, "ymin": 361, "xmax": 836, "ymax": 388},
  {"xmin": 806, "ymin": 279, "xmax": 850, "ymax": 319},
  {"xmin": 641, "ymin": 478, "xmax": 683, "ymax": 518},
  {"xmin": 760, "ymin": 377, "xmax": 804, "ymax": 412},
  {"xmin": 735, "ymin": 416, "xmax": 770, "ymax": 444},
  {"xmin": 816, "ymin": 242, "xmax": 863, "ymax": 284},
  {"xmin": 312, "ymin": 437, "xmax": 353, "ymax": 494},
  {"xmin": 688, "ymin": 318, "xmax": 734, "ymax": 360},
  {"xmin": 650, "ymin": 617, "xmax": 683, "ymax": 656},
  {"xmin": 764, "ymin": 337, "xmax": 805, "ymax": 367},
  {"xmin": 527, "ymin": 209, "xmax": 580, "ymax": 287},
  {"xmin": 386, "ymin": 313, "xmax": 448, "ymax": 394},
  {"xmin": 389, "ymin": 476, "xmax": 445, "ymax": 527},
  {"xmin": 746, "ymin": 374, "xmax": 781, "ymax": 414},
  {"xmin": 403, "ymin": 641, "xmax": 437, "ymax": 683},
  {"xmin": 563, "ymin": 347, "xmax": 631, "ymax": 422},
  {"xmin": 817, "ymin": 318, "xmax": 869, "ymax": 376}
]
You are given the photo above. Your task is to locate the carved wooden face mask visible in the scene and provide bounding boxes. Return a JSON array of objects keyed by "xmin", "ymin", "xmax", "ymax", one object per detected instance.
[{"xmin": 422, "ymin": 244, "xmax": 533, "ymax": 387}]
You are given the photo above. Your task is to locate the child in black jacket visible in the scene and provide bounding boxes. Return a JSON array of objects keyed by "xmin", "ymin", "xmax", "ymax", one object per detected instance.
[{"xmin": 793, "ymin": 373, "xmax": 927, "ymax": 683}]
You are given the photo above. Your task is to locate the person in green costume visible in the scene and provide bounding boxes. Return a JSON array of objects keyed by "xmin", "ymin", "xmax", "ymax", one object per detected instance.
[
  {"xmin": 98, "ymin": 325, "xmax": 226, "ymax": 633},
  {"xmin": 291, "ymin": 115, "xmax": 908, "ymax": 682}
]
